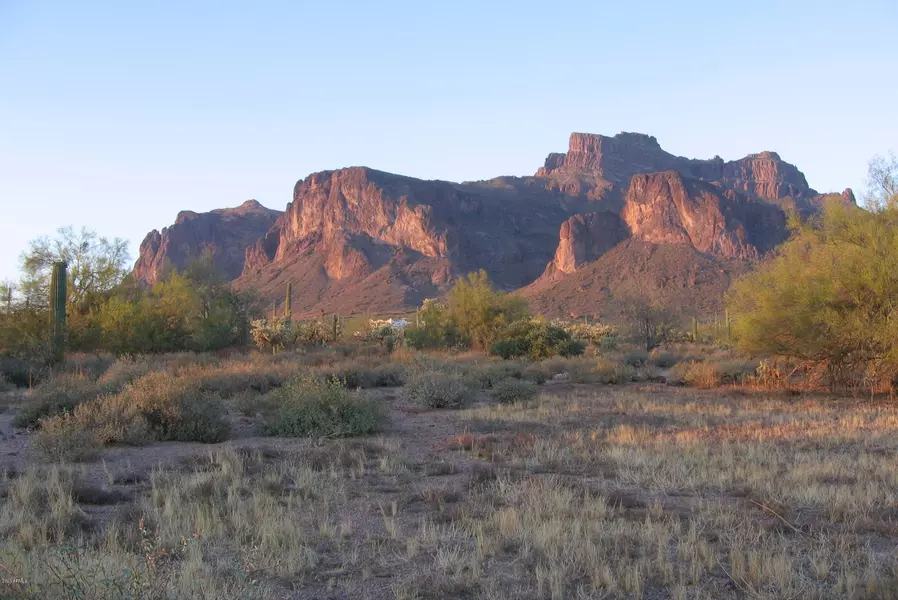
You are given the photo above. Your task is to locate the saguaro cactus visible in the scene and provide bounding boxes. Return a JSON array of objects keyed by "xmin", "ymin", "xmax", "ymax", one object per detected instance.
[
  {"xmin": 332, "ymin": 313, "xmax": 339, "ymax": 341},
  {"xmin": 692, "ymin": 316, "xmax": 699, "ymax": 343},
  {"xmin": 725, "ymin": 309, "xmax": 731, "ymax": 340},
  {"xmin": 49, "ymin": 261, "xmax": 67, "ymax": 363},
  {"xmin": 285, "ymin": 282, "xmax": 293, "ymax": 319}
]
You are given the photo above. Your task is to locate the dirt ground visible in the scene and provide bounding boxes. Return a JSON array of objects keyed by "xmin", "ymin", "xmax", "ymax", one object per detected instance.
[{"xmin": 1, "ymin": 381, "xmax": 897, "ymax": 599}]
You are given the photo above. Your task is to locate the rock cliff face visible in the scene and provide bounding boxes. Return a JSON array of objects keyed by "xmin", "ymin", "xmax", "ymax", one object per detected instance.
[
  {"xmin": 234, "ymin": 167, "xmax": 572, "ymax": 316},
  {"xmin": 535, "ymin": 132, "xmax": 832, "ymax": 213},
  {"xmin": 622, "ymin": 171, "xmax": 787, "ymax": 260},
  {"xmin": 132, "ymin": 200, "xmax": 282, "ymax": 285},
  {"xmin": 134, "ymin": 131, "xmax": 854, "ymax": 317},
  {"xmin": 546, "ymin": 212, "xmax": 630, "ymax": 277}
]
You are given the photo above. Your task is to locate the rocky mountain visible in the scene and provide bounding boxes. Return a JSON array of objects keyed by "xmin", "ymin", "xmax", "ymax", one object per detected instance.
[
  {"xmin": 133, "ymin": 200, "xmax": 282, "ymax": 286},
  {"xmin": 133, "ymin": 132, "xmax": 854, "ymax": 317}
]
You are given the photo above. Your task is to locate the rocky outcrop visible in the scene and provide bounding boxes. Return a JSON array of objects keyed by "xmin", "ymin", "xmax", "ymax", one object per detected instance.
[
  {"xmin": 132, "ymin": 200, "xmax": 282, "ymax": 285},
  {"xmin": 538, "ymin": 170, "xmax": 788, "ymax": 278},
  {"xmin": 547, "ymin": 212, "xmax": 629, "ymax": 276},
  {"xmin": 622, "ymin": 171, "xmax": 788, "ymax": 260},
  {"xmin": 234, "ymin": 167, "xmax": 573, "ymax": 315},
  {"xmin": 534, "ymin": 132, "xmax": 848, "ymax": 213},
  {"xmin": 133, "ymin": 130, "xmax": 854, "ymax": 317}
]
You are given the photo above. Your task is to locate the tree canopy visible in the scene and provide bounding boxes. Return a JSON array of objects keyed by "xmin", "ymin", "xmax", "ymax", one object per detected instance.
[
  {"xmin": 727, "ymin": 198, "xmax": 898, "ymax": 387},
  {"xmin": 19, "ymin": 226, "xmax": 130, "ymax": 309}
]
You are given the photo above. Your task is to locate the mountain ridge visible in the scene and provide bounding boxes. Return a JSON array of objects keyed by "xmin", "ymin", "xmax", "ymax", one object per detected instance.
[{"xmin": 132, "ymin": 132, "xmax": 854, "ymax": 317}]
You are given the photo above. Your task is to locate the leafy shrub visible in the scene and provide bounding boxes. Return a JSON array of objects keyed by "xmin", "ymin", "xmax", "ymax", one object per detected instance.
[
  {"xmin": 622, "ymin": 350, "xmax": 650, "ymax": 367},
  {"xmin": 32, "ymin": 415, "xmax": 100, "ymax": 462},
  {"xmin": 651, "ymin": 351, "xmax": 680, "ymax": 369},
  {"xmin": 668, "ymin": 361, "xmax": 719, "ymax": 388},
  {"xmin": 0, "ymin": 356, "xmax": 45, "ymax": 388},
  {"xmin": 492, "ymin": 378, "xmax": 538, "ymax": 403},
  {"xmin": 14, "ymin": 374, "xmax": 101, "ymax": 429},
  {"xmin": 490, "ymin": 338, "xmax": 531, "ymax": 361},
  {"xmin": 729, "ymin": 201, "xmax": 898, "ymax": 389},
  {"xmin": 403, "ymin": 372, "xmax": 474, "ymax": 409},
  {"xmin": 668, "ymin": 360, "xmax": 757, "ymax": 388},
  {"xmin": 64, "ymin": 372, "xmax": 230, "ymax": 445},
  {"xmin": 490, "ymin": 320, "xmax": 586, "ymax": 361},
  {"xmin": 263, "ymin": 373, "xmax": 384, "ymax": 437}
]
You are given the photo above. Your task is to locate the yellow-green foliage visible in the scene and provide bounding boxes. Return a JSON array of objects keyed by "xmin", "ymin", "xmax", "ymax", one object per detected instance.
[
  {"xmin": 263, "ymin": 373, "xmax": 385, "ymax": 437},
  {"xmin": 408, "ymin": 270, "xmax": 528, "ymax": 352},
  {"xmin": 728, "ymin": 201, "xmax": 898, "ymax": 386},
  {"xmin": 447, "ymin": 270, "xmax": 529, "ymax": 350}
]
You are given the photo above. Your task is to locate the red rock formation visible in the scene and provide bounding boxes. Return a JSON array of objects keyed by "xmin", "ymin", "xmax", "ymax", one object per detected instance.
[
  {"xmin": 546, "ymin": 212, "xmax": 629, "ymax": 277},
  {"xmin": 132, "ymin": 200, "xmax": 282, "ymax": 285},
  {"xmin": 133, "ymin": 131, "xmax": 853, "ymax": 317},
  {"xmin": 234, "ymin": 167, "xmax": 573, "ymax": 315},
  {"xmin": 622, "ymin": 171, "xmax": 787, "ymax": 261}
]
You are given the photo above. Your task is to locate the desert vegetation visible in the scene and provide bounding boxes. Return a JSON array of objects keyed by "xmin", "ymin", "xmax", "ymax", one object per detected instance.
[{"xmin": 1, "ymin": 159, "xmax": 898, "ymax": 599}]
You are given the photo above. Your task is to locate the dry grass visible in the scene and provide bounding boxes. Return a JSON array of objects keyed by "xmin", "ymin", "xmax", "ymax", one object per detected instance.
[{"xmin": 4, "ymin": 350, "xmax": 898, "ymax": 599}]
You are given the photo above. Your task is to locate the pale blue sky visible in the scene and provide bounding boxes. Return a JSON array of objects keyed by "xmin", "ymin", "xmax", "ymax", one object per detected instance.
[{"xmin": 1, "ymin": 0, "xmax": 896, "ymax": 282}]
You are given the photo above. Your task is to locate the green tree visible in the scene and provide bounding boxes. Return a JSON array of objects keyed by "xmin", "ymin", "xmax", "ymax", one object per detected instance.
[
  {"xmin": 446, "ymin": 270, "xmax": 529, "ymax": 350},
  {"xmin": 728, "ymin": 198, "xmax": 898, "ymax": 388},
  {"xmin": 19, "ymin": 226, "xmax": 130, "ymax": 310}
]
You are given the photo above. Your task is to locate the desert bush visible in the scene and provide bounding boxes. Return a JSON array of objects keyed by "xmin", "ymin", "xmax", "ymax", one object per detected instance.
[
  {"xmin": 32, "ymin": 415, "xmax": 100, "ymax": 462},
  {"xmin": 406, "ymin": 271, "xmax": 528, "ymax": 351},
  {"xmin": 622, "ymin": 350, "xmax": 650, "ymax": 367},
  {"xmin": 668, "ymin": 361, "xmax": 719, "ymax": 388},
  {"xmin": 365, "ymin": 363, "xmax": 407, "ymax": 387},
  {"xmin": 651, "ymin": 351, "xmax": 680, "ymax": 369},
  {"xmin": 321, "ymin": 361, "xmax": 407, "ymax": 389},
  {"xmin": 59, "ymin": 353, "xmax": 114, "ymax": 379},
  {"xmin": 263, "ymin": 373, "xmax": 385, "ymax": 437},
  {"xmin": 403, "ymin": 371, "xmax": 474, "ymax": 409},
  {"xmin": 14, "ymin": 373, "xmax": 101, "ymax": 429},
  {"xmin": 668, "ymin": 359, "xmax": 757, "ymax": 388},
  {"xmin": 490, "ymin": 319, "xmax": 585, "ymax": 361},
  {"xmin": 463, "ymin": 361, "xmax": 524, "ymax": 389},
  {"xmin": 593, "ymin": 359, "xmax": 638, "ymax": 384},
  {"xmin": 729, "ymin": 200, "xmax": 898, "ymax": 390},
  {"xmin": 522, "ymin": 363, "xmax": 549, "ymax": 384},
  {"xmin": 183, "ymin": 360, "xmax": 295, "ymax": 397},
  {"xmin": 0, "ymin": 356, "xmax": 47, "ymax": 388},
  {"xmin": 554, "ymin": 319, "xmax": 617, "ymax": 345},
  {"xmin": 63, "ymin": 372, "xmax": 229, "ymax": 445},
  {"xmin": 492, "ymin": 378, "xmax": 538, "ymax": 403},
  {"xmin": 97, "ymin": 357, "xmax": 161, "ymax": 391}
]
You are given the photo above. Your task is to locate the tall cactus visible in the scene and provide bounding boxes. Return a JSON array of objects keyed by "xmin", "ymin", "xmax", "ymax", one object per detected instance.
[
  {"xmin": 271, "ymin": 300, "xmax": 277, "ymax": 319},
  {"xmin": 49, "ymin": 261, "xmax": 67, "ymax": 363},
  {"xmin": 332, "ymin": 313, "xmax": 339, "ymax": 342},
  {"xmin": 692, "ymin": 316, "xmax": 698, "ymax": 343},
  {"xmin": 725, "ymin": 309, "xmax": 731, "ymax": 340},
  {"xmin": 285, "ymin": 282, "xmax": 293, "ymax": 319}
]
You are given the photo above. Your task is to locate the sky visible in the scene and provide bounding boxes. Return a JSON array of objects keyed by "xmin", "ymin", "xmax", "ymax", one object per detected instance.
[{"xmin": 1, "ymin": 0, "xmax": 896, "ymax": 282}]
